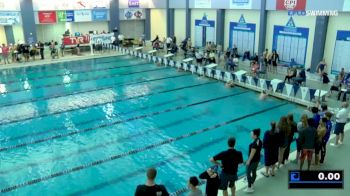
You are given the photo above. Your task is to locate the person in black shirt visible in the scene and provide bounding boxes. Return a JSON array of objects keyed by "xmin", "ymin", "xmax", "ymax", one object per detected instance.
[
  {"xmin": 245, "ymin": 129, "xmax": 262, "ymax": 193},
  {"xmin": 199, "ymin": 166, "xmax": 220, "ymax": 196},
  {"xmin": 135, "ymin": 168, "xmax": 169, "ymax": 196},
  {"xmin": 38, "ymin": 41, "xmax": 44, "ymax": 59},
  {"xmin": 210, "ymin": 137, "xmax": 243, "ymax": 196}
]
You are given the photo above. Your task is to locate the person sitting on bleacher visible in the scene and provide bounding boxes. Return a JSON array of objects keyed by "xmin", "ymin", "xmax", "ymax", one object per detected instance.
[
  {"xmin": 195, "ymin": 50, "xmax": 204, "ymax": 65},
  {"xmin": 251, "ymin": 61, "xmax": 259, "ymax": 77},
  {"xmin": 284, "ymin": 67, "xmax": 297, "ymax": 83},
  {"xmin": 185, "ymin": 47, "xmax": 195, "ymax": 58},
  {"xmin": 242, "ymin": 50, "xmax": 250, "ymax": 61},
  {"xmin": 251, "ymin": 53, "xmax": 259, "ymax": 62},
  {"xmin": 338, "ymin": 80, "xmax": 350, "ymax": 102},
  {"xmin": 328, "ymin": 75, "xmax": 342, "ymax": 96},
  {"xmin": 152, "ymin": 40, "xmax": 160, "ymax": 50},
  {"xmin": 293, "ymin": 69, "xmax": 306, "ymax": 85},
  {"xmin": 226, "ymin": 55, "xmax": 236, "ymax": 71},
  {"xmin": 169, "ymin": 43, "xmax": 178, "ymax": 54},
  {"xmin": 208, "ymin": 51, "xmax": 216, "ymax": 64}
]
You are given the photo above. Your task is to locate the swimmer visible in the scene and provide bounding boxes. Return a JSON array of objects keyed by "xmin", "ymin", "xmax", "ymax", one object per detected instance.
[
  {"xmin": 225, "ymin": 81, "xmax": 235, "ymax": 88},
  {"xmin": 259, "ymin": 90, "xmax": 268, "ymax": 100}
]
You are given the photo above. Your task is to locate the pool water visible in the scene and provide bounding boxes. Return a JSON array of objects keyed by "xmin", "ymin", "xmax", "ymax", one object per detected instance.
[{"xmin": 0, "ymin": 55, "xmax": 304, "ymax": 195}]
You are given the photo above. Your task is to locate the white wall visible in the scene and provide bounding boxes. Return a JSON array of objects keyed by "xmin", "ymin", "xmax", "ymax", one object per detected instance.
[
  {"xmin": 36, "ymin": 23, "xmax": 65, "ymax": 42},
  {"xmin": 12, "ymin": 25, "xmax": 24, "ymax": 43},
  {"xmin": 324, "ymin": 13, "xmax": 350, "ymax": 74},
  {"xmin": 36, "ymin": 22, "xmax": 109, "ymax": 42},
  {"xmin": 191, "ymin": 9, "xmax": 217, "ymax": 46},
  {"xmin": 174, "ymin": 9, "xmax": 186, "ymax": 43},
  {"xmin": 224, "ymin": 10, "xmax": 260, "ymax": 51},
  {"xmin": 265, "ymin": 11, "xmax": 316, "ymax": 68},
  {"xmin": 150, "ymin": 9, "xmax": 167, "ymax": 40}
]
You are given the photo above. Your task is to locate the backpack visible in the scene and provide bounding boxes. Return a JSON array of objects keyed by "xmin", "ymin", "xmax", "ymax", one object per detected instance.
[{"xmin": 323, "ymin": 73, "xmax": 330, "ymax": 84}]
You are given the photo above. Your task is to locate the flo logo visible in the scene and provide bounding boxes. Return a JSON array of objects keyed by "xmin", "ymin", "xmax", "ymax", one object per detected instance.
[{"xmin": 284, "ymin": 0, "xmax": 297, "ymax": 10}]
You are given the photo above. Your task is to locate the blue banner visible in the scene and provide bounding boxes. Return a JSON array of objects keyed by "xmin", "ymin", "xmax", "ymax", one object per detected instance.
[
  {"xmin": 92, "ymin": 9, "xmax": 108, "ymax": 21},
  {"xmin": 331, "ymin": 31, "xmax": 350, "ymax": 73},
  {"xmin": 229, "ymin": 15, "xmax": 256, "ymax": 55},
  {"xmin": 194, "ymin": 15, "xmax": 215, "ymax": 47},
  {"xmin": 272, "ymin": 17, "xmax": 309, "ymax": 67},
  {"xmin": 66, "ymin": 10, "xmax": 74, "ymax": 22}
]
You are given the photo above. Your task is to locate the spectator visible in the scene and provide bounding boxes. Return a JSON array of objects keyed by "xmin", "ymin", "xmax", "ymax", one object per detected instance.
[
  {"xmin": 320, "ymin": 112, "xmax": 333, "ymax": 164},
  {"xmin": 2, "ymin": 44, "xmax": 10, "ymax": 64},
  {"xmin": 172, "ymin": 36, "xmax": 177, "ymax": 44},
  {"xmin": 135, "ymin": 168, "xmax": 169, "ymax": 196},
  {"xmin": 283, "ymin": 114, "xmax": 297, "ymax": 164},
  {"xmin": 299, "ymin": 118, "xmax": 317, "ymax": 170},
  {"xmin": 38, "ymin": 41, "xmax": 44, "ymax": 60},
  {"xmin": 337, "ymin": 80, "xmax": 350, "ymax": 101},
  {"xmin": 311, "ymin": 107, "xmax": 321, "ymax": 128},
  {"xmin": 245, "ymin": 129, "xmax": 262, "ymax": 193},
  {"xmin": 195, "ymin": 50, "xmax": 204, "ymax": 65},
  {"xmin": 270, "ymin": 50, "xmax": 279, "ymax": 74},
  {"xmin": 328, "ymin": 75, "xmax": 341, "ymax": 96},
  {"xmin": 263, "ymin": 49, "xmax": 269, "ymax": 71},
  {"xmin": 331, "ymin": 102, "xmax": 349, "ymax": 147},
  {"xmin": 339, "ymin": 68, "xmax": 345, "ymax": 82},
  {"xmin": 319, "ymin": 104, "xmax": 329, "ymax": 118},
  {"xmin": 284, "ymin": 67, "xmax": 297, "ymax": 83},
  {"xmin": 293, "ymin": 69, "xmax": 306, "ymax": 85},
  {"xmin": 23, "ymin": 45, "xmax": 30, "ymax": 62},
  {"xmin": 295, "ymin": 114, "xmax": 308, "ymax": 163},
  {"xmin": 188, "ymin": 176, "xmax": 203, "ymax": 196},
  {"xmin": 166, "ymin": 37, "xmax": 173, "ymax": 49},
  {"xmin": 208, "ymin": 51, "xmax": 216, "ymax": 64},
  {"xmin": 226, "ymin": 55, "xmax": 235, "ymax": 71},
  {"xmin": 277, "ymin": 116, "xmax": 290, "ymax": 168},
  {"xmin": 315, "ymin": 118, "xmax": 327, "ymax": 165},
  {"xmin": 262, "ymin": 122, "xmax": 279, "ymax": 177},
  {"xmin": 210, "ymin": 137, "xmax": 243, "ymax": 196},
  {"xmin": 316, "ymin": 59, "xmax": 327, "ymax": 80},
  {"xmin": 151, "ymin": 35, "xmax": 159, "ymax": 45},
  {"xmin": 199, "ymin": 166, "xmax": 220, "ymax": 196}
]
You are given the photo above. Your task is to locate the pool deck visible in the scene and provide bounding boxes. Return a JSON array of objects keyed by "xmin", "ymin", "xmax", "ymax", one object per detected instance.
[{"xmin": 1, "ymin": 45, "xmax": 349, "ymax": 196}]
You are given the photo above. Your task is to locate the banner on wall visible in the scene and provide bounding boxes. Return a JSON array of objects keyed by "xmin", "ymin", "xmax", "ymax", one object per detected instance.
[
  {"xmin": 33, "ymin": 0, "xmax": 109, "ymax": 11},
  {"xmin": 74, "ymin": 10, "xmax": 92, "ymax": 22},
  {"xmin": 57, "ymin": 10, "xmax": 75, "ymax": 22},
  {"xmin": 230, "ymin": 0, "xmax": 252, "ymax": 9},
  {"xmin": 194, "ymin": 14, "xmax": 215, "ymax": 47},
  {"xmin": 276, "ymin": 0, "xmax": 306, "ymax": 11},
  {"xmin": 92, "ymin": 9, "xmax": 108, "ymax": 21},
  {"xmin": 0, "ymin": 0, "xmax": 20, "ymax": 11},
  {"xmin": 0, "ymin": 12, "xmax": 21, "ymax": 25},
  {"xmin": 272, "ymin": 17, "xmax": 309, "ymax": 67},
  {"xmin": 128, "ymin": 0, "xmax": 140, "ymax": 8},
  {"xmin": 331, "ymin": 31, "xmax": 350, "ymax": 73},
  {"xmin": 229, "ymin": 15, "xmax": 256, "ymax": 55},
  {"xmin": 38, "ymin": 11, "xmax": 57, "ymax": 24},
  {"xmin": 62, "ymin": 35, "xmax": 90, "ymax": 46},
  {"xmin": 90, "ymin": 33, "xmax": 114, "ymax": 44},
  {"xmin": 123, "ymin": 9, "xmax": 144, "ymax": 20},
  {"xmin": 194, "ymin": 0, "xmax": 212, "ymax": 9}
]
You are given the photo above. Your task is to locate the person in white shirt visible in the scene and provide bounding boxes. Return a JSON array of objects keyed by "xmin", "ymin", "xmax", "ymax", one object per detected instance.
[
  {"xmin": 331, "ymin": 102, "xmax": 349, "ymax": 146},
  {"xmin": 118, "ymin": 34, "xmax": 124, "ymax": 45},
  {"xmin": 165, "ymin": 37, "xmax": 172, "ymax": 49}
]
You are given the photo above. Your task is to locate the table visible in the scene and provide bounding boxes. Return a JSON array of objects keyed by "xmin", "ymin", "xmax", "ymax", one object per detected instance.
[
  {"xmin": 205, "ymin": 63, "xmax": 218, "ymax": 69},
  {"xmin": 183, "ymin": 58, "xmax": 194, "ymax": 63},
  {"xmin": 164, "ymin": 53, "xmax": 174, "ymax": 58},
  {"xmin": 134, "ymin": 47, "xmax": 143, "ymax": 51},
  {"xmin": 148, "ymin": 50, "xmax": 157, "ymax": 55}
]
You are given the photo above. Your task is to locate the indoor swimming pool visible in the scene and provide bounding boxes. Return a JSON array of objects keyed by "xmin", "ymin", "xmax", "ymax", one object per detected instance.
[{"xmin": 0, "ymin": 55, "xmax": 305, "ymax": 195}]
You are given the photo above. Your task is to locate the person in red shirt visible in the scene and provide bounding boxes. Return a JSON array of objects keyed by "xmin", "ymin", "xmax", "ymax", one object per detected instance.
[{"xmin": 2, "ymin": 44, "xmax": 10, "ymax": 64}]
